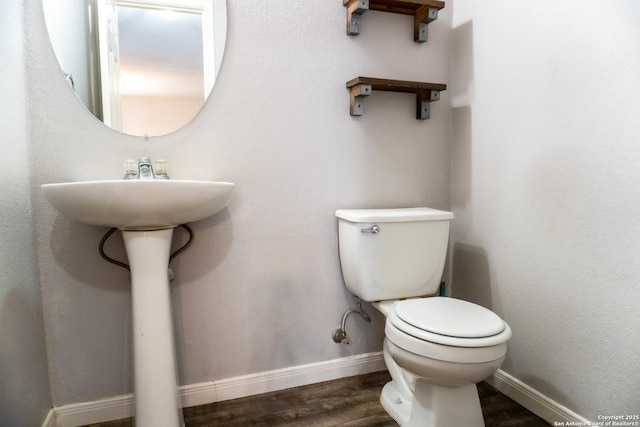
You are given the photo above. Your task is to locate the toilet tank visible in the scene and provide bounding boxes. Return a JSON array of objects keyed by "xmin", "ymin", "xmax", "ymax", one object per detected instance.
[{"xmin": 335, "ymin": 208, "xmax": 454, "ymax": 302}]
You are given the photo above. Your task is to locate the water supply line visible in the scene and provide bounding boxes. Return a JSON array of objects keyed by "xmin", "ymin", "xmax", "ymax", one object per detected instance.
[
  {"xmin": 98, "ymin": 228, "xmax": 129, "ymax": 271},
  {"xmin": 332, "ymin": 296, "xmax": 371, "ymax": 344},
  {"xmin": 98, "ymin": 224, "xmax": 194, "ymax": 281}
]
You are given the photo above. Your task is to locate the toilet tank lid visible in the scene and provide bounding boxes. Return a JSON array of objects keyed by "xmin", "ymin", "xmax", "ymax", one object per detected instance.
[{"xmin": 335, "ymin": 207, "xmax": 454, "ymax": 223}]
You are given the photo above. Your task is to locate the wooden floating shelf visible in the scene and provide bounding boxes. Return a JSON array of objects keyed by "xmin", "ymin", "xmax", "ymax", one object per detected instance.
[
  {"xmin": 347, "ymin": 77, "xmax": 446, "ymax": 120},
  {"xmin": 343, "ymin": 0, "xmax": 445, "ymax": 42}
]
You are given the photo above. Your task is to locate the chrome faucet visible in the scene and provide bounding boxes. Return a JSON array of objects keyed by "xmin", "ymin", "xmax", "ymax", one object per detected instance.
[
  {"xmin": 123, "ymin": 157, "xmax": 170, "ymax": 180},
  {"xmin": 138, "ymin": 156, "xmax": 154, "ymax": 180}
]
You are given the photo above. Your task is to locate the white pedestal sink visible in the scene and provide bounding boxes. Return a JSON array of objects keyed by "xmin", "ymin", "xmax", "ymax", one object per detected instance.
[{"xmin": 42, "ymin": 180, "xmax": 235, "ymax": 427}]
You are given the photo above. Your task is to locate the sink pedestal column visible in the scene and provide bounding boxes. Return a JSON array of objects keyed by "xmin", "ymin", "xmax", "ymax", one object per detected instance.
[{"xmin": 123, "ymin": 228, "xmax": 183, "ymax": 427}]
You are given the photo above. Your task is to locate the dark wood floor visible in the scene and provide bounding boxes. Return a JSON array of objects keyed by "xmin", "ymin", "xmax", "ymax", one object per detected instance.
[{"xmin": 84, "ymin": 371, "xmax": 549, "ymax": 426}]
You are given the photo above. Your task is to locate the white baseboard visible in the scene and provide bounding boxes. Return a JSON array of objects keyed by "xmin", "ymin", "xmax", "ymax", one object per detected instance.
[
  {"xmin": 51, "ymin": 356, "xmax": 589, "ymax": 427},
  {"xmin": 53, "ymin": 351, "xmax": 385, "ymax": 427},
  {"xmin": 42, "ymin": 409, "xmax": 56, "ymax": 427},
  {"xmin": 54, "ymin": 394, "xmax": 135, "ymax": 427},
  {"xmin": 187, "ymin": 350, "xmax": 385, "ymax": 406},
  {"xmin": 488, "ymin": 369, "xmax": 590, "ymax": 425}
]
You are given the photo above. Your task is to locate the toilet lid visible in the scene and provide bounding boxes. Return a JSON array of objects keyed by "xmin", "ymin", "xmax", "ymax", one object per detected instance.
[{"xmin": 392, "ymin": 298, "xmax": 506, "ymax": 339}]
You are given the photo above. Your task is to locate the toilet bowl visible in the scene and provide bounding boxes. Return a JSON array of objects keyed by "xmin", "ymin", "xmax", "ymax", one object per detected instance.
[
  {"xmin": 335, "ymin": 208, "xmax": 512, "ymax": 427},
  {"xmin": 375, "ymin": 298, "xmax": 511, "ymax": 427}
]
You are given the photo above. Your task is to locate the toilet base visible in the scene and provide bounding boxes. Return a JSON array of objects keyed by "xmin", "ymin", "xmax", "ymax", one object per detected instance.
[
  {"xmin": 380, "ymin": 380, "xmax": 485, "ymax": 427},
  {"xmin": 380, "ymin": 381, "xmax": 412, "ymax": 425}
]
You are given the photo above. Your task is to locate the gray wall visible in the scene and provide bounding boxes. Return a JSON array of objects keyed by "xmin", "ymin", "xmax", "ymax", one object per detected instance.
[
  {"xmin": 25, "ymin": 0, "xmax": 452, "ymax": 406},
  {"xmin": 450, "ymin": 0, "xmax": 640, "ymax": 420},
  {"xmin": 0, "ymin": 1, "xmax": 52, "ymax": 425}
]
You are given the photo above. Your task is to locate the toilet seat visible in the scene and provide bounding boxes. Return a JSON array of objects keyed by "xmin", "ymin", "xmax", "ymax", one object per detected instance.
[{"xmin": 389, "ymin": 298, "xmax": 512, "ymax": 348}]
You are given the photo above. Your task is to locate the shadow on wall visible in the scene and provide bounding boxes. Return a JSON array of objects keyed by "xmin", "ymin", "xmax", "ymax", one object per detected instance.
[
  {"xmin": 170, "ymin": 208, "xmax": 235, "ymax": 284},
  {"xmin": 451, "ymin": 105, "xmax": 472, "ymax": 209},
  {"xmin": 451, "ymin": 20, "xmax": 474, "ymax": 108},
  {"xmin": 451, "ymin": 19, "xmax": 474, "ymax": 210},
  {"xmin": 152, "ymin": 208, "xmax": 235, "ymax": 384},
  {"xmin": 49, "ymin": 207, "xmax": 235, "ymax": 289},
  {"xmin": 49, "ymin": 218, "xmax": 130, "ymax": 290},
  {"xmin": 450, "ymin": 243, "xmax": 493, "ymax": 310},
  {"xmin": 0, "ymin": 288, "xmax": 49, "ymax": 426}
]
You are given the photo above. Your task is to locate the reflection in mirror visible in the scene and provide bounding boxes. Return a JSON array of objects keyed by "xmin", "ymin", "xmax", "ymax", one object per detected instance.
[{"xmin": 43, "ymin": 0, "xmax": 227, "ymax": 137}]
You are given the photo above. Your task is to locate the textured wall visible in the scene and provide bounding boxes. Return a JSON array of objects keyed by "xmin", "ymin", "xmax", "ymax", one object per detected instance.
[
  {"xmin": 26, "ymin": 0, "xmax": 452, "ymax": 405},
  {"xmin": 0, "ymin": 0, "xmax": 52, "ymax": 425},
  {"xmin": 450, "ymin": 0, "xmax": 640, "ymax": 420}
]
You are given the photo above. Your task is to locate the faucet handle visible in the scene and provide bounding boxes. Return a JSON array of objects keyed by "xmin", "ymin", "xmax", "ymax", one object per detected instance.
[
  {"xmin": 153, "ymin": 159, "xmax": 170, "ymax": 179},
  {"xmin": 123, "ymin": 159, "xmax": 138, "ymax": 179}
]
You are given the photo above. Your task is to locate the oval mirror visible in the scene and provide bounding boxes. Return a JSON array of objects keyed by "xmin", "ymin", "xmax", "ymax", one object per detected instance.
[{"xmin": 43, "ymin": 0, "xmax": 227, "ymax": 137}]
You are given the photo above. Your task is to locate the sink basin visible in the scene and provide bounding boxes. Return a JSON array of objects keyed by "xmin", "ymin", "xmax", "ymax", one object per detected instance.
[{"xmin": 41, "ymin": 180, "xmax": 235, "ymax": 230}]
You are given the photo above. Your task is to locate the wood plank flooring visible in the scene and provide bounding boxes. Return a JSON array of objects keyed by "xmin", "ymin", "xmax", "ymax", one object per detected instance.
[{"xmin": 83, "ymin": 371, "xmax": 549, "ymax": 426}]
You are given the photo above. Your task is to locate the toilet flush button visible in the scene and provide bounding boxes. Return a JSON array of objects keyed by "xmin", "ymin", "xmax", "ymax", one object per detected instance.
[{"xmin": 394, "ymin": 298, "xmax": 506, "ymax": 338}]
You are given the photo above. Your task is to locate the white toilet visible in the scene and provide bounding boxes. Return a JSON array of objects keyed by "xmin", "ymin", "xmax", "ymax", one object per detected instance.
[{"xmin": 335, "ymin": 207, "xmax": 512, "ymax": 427}]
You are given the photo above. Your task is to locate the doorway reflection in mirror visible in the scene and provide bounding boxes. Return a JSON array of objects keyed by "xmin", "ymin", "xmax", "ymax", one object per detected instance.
[{"xmin": 43, "ymin": 0, "xmax": 227, "ymax": 137}]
